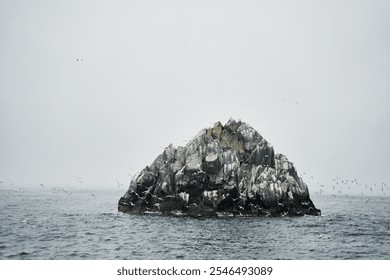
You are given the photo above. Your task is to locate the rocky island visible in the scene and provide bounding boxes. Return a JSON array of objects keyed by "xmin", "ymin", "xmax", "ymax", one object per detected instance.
[{"xmin": 118, "ymin": 119, "xmax": 320, "ymax": 217}]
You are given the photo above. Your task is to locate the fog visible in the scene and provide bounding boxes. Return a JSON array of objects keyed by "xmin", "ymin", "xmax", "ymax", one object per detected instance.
[{"xmin": 1, "ymin": 0, "xmax": 389, "ymax": 196}]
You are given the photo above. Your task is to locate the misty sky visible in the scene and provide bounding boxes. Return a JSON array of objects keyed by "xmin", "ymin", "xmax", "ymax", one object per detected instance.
[{"xmin": 1, "ymin": 0, "xmax": 389, "ymax": 196}]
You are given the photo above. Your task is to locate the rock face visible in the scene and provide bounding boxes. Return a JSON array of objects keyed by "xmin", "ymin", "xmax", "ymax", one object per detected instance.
[{"xmin": 118, "ymin": 119, "xmax": 320, "ymax": 217}]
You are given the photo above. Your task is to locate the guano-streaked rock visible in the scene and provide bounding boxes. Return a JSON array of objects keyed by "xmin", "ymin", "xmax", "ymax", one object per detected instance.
[{"xmin": 118, "ymin": 119, "xmax": 320, "ymax": 217}]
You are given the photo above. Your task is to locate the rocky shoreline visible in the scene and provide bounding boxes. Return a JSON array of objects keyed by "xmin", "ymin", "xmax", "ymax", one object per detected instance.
[{"xmin": 118, "ymin": 119, "xmax": 320, "ymax": 217}]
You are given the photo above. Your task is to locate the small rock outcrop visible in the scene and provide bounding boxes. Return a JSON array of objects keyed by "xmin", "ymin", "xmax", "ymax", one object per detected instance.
[{"xmin": 118, "ymin": 119, "xmax": 320, "ymax": 217}]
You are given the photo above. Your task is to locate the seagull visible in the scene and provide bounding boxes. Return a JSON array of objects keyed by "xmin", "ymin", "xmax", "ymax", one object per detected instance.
[
  {"xmin": 90, "ymin": 193, "xmax": 96, "ymax": 199},
  {"xmin": 115, "ymin": 180, "xmax": 125, "ymax": 189},
  {"xmin": 142, "ymin": 190, "xmax": 155, "ymax": 197}
]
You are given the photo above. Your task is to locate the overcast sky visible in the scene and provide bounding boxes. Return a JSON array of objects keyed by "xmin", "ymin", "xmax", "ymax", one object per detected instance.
[{"xmin": 1, "ymin": 0, "xmax": 389, "ymax": 195}]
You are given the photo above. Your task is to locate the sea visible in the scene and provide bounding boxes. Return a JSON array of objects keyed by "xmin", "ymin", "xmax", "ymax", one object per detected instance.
[{"xmin": 0, "ymin": 187, "xmax": 389, "ymax": 260}]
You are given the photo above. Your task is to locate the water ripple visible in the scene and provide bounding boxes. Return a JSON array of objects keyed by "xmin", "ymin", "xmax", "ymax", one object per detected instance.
[{"xmin": 1, "ymin": 190, "xmax": 389, "ymax": 259}]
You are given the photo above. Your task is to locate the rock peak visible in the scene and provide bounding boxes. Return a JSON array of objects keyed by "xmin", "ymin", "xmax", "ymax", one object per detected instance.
[{"xmin": 119, "ymin": 120, "xmax": 320, "ymax": 217}]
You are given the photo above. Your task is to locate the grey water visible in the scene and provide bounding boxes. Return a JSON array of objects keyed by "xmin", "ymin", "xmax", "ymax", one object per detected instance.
[{"xmin": 0, "ymin": 188, "xmax": 389, "ymax": 260}]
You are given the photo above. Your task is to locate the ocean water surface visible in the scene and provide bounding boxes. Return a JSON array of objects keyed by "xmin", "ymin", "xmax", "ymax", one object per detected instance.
[{"xmin": 0, "ymin": 188, "xmax": 389, "ymax": 260}]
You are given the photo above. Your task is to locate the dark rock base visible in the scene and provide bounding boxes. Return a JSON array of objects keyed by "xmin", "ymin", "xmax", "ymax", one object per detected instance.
[{"xmin": 118, "ymin": 193, "xmax": 321, "ymax": 217}]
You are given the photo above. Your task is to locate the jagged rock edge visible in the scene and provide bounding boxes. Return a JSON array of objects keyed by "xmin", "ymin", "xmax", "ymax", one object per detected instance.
[{"xmin": 118, "ymin": 119, "xmax": 321, "ymax": 217}]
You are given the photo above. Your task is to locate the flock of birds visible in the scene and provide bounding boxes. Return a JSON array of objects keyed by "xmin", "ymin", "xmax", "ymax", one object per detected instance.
[
  {"xmin": 0, "ymin": 177, "xmax": 100, "ymax": 199},
  {"xmin": 1, "ymin": 172, "xmax": 389, "ymax": 206},
  {"xmin": 302, "ymin": 174, "xmax": 389, "ymax": 196},
  {"xmin": 299, "ymin": 173, "xmax": 389, "ymax": 209},
  {"xmin": 0, "ymin": 172, "xmax": 135, "ymax": 201}
]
